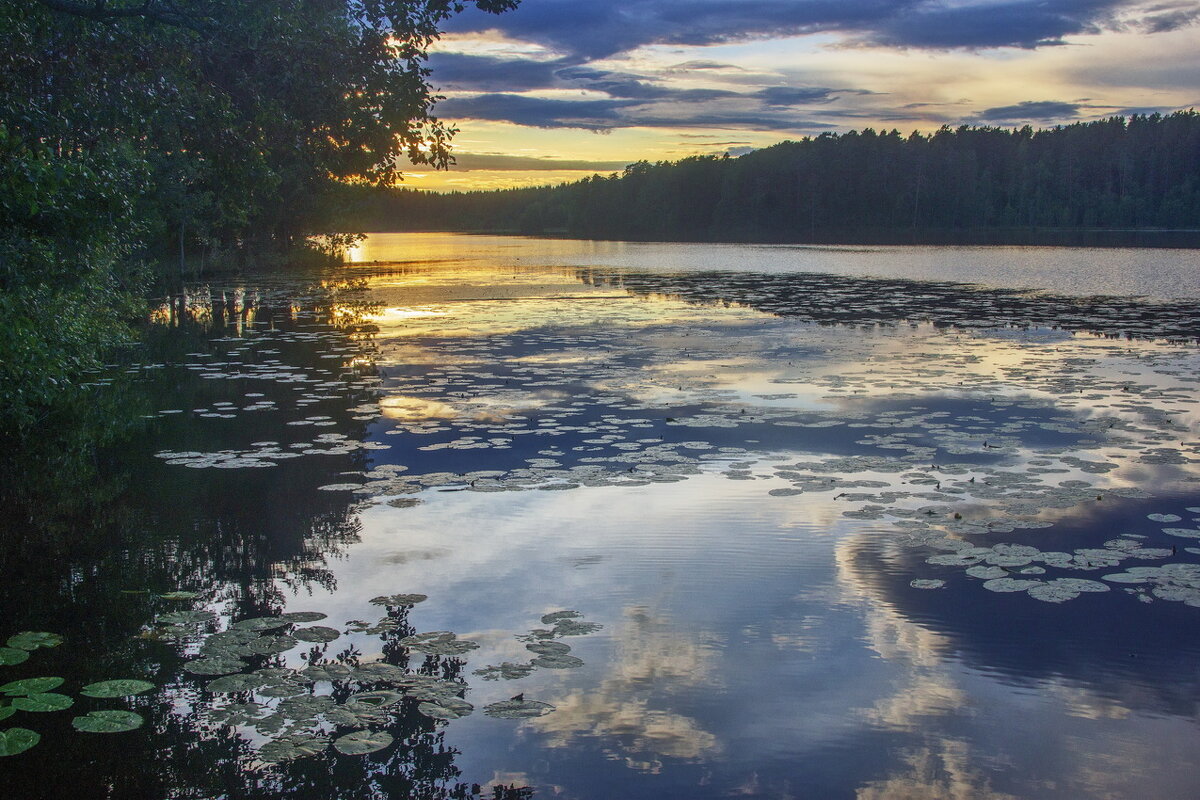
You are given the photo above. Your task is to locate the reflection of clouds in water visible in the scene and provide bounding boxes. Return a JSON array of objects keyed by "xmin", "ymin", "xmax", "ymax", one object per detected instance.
[
  {"xmin": 531, "ymin": 606, "xmax": 721, "ymax": 772},
  {"xmin": 856, "ymin": 740, "xmax": 1017, "ymax": 800}
]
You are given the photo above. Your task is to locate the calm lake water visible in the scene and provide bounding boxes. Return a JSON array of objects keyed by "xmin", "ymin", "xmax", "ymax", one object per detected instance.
[{"xmin": 4, "ymin": 233, "xmax": 1200, "ymax": 798}]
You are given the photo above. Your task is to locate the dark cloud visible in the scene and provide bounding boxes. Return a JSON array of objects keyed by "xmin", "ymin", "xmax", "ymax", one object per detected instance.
[
  {"xmin": 435, "ymin": 93, "xmax": 637, "ymax": 129},
  {"xmin": 444, "ymin": 0, "xmax": 1155, "ymax": 58},
  {"xmin": 556, "ymin": 66, "xmax": 739, "ymax": 101},
  {"xmin": 428, "ymin": 53, "xmax": 565, "ymax": 91},
  {"xmin": 756, "ymin": 86, "xmax": 843, "ymax": 107},
  {"xmin": 450, "ymin": 153, "xmax": 633, "ymax": 171},
  {"xmin": 975, "ymin": 100, "xmax": 1084, "ymax": 121}
]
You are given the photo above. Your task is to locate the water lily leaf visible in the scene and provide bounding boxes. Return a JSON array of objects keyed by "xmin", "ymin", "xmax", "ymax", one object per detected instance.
[
  {"xmin": 417, "ymin": 698, "xmax": 473, "ymax": 720},
  {"xmin": 80, "ymin": 680, "xmax": 155, "ymax": 698},
  {"xmin": 245, "ymin": 635, "xmax": 298, "ymax": 656},
  {"xmin": 0, "ymin": 648, "xmax": 29, "ymax": 666},
  {"xmin": 12, "ymin": 693, "xmax": 74, "ymax": 712},
  {"xmin": 348, "ymin": 690, "xmax": 404, "ymax": 708},
  {"xmin": 0, "ymin": 678, "xmax": 64, "ymax": 696},
  {"xmin": 258, "ymin": 733, "xmax": 329, "ymax": 764},
  {"xmin": 160, "ymin": 592, "xmax": 199, "ymax": 600},
  {"xmin": 400, "ymin": 632, "xmax": 479, "ymax": 656},
  {"xmin": 369, "ymin": 594, "xmax": 427, "ymax": 607},
  {"xmin": 206, "ymin": 674, "xmax": 267, "ymax": 693},
  {"xmin": 156, "ymin": 611, "xmax": 216, "ymax": 626},
  {"xmin": 184, "ymin": 658, "xmax": 246, "ymax": 676},
  {"xmin": 333, "ymin": 730, "xmax": 393, "ymax": 755},
  {"xmin": 910, "ymin": 579, "xmax": 945, "ymax": 589},
  {"xmin": 473, "ymin": 662, "xmax": 535, "ymax": 681},
  {"xmin": 483, "ymin": 699, "xmax": 555, "ymax": 719},
  {"xmin": 230, "ymin": 617, "xmax": 289, "ymax": 632},
  {"xmin": 280, "ymin": 611, "xmax": 327, "ymax": 623},
  {"xmin": 540, "ymin": 611, "xmax": 582, "ymax": 625},
  {"xmin": 292, "ymin": 626, "xmax": 340, "ymax": 643},
  {"xmin": 6, "ymin": 632, "xmax": 63, "ymax": 651},
  {"xmin": 531, "ymin": 654, "xmax": 585, "ymax": 669},
  {"xmin": 526, "ymin": 642, "xmax": 571, "ymax": 656},
  {"xmin": 72, "ymin": 710, "xmax": 144, "ymax": 733},
  {"xmin": 0, "ymin": 728, "xmax": 40, "ymax": 756},
  {"xmin": 552, "ymin": 620, "xmax": 602, "ymax": 636}
]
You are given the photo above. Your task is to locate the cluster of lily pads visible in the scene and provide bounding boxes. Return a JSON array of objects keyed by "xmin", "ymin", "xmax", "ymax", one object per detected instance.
[
  {"xmin": 473, "ymin": 611, "xmax": 603, "ymax": 682},
  {"xmin": 139, "ymin": 594, "xmax": 600, "ymax": 765},
  {"xmin": 0, "ymin": 631, "xmax": 154, "ymax": 757}
]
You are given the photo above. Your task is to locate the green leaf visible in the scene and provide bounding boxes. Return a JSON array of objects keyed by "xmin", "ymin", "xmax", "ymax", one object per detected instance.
[
  {"xmin": 0, "ymin": 728, "xmax": 40, "ymax": 756},
  {"xmin": 6, "ymin": 632, "xmax": 62, "ymax": 651},
  {"xmin": 159, "ymin": 591, "xmax": 199, "ymax": 601},
  {"xmin": 0, "ymin": 677, "xmax": 64, "ymax": 696},
  {"xmin": 0, "ymin": 648, "xmax": 29, "ymax": 667},
  {"xmin": 72, "ymin": 710, "xmax": 144, "ymax": 733},
  {"xmin": 0, "ymin": 706, "xmax": 14, "ymax": 722},
  {"xmin": 11, "ymin": 692, "xmax": 74, "ymax": 712},
  {"xmin": 333, "ymin": 730, "xmax": 393, "ymax": 755},
  {"xmin": 80, "ymin": 679, "xmax": 155, "ymax": 698}
]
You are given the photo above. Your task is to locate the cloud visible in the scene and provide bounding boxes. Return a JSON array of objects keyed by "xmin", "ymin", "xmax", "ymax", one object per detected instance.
[
  {"xmin": 443, "ymin": 0, "xmax": 1171, "ymax": 59},
  {"xmin": 428, "ymin": 53, "xmax": 565, "ymax": 91},
  {"xmin": 435, "ymin": 93, "xmax": 637, "ymax": 129},
  {"xmin": 975, "ymin": 100, "xmax": 1084, "ymax": 120},
  {"xmin": 757, "ymin": 86, "xmax": 845, "ymax": 106},
  {"xmin": 450, "ymin": 153, "xmax": 633, "ymax": 171}
]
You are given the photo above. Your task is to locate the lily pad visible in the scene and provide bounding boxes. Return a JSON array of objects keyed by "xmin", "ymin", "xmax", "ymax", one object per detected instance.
[
  {"xmin": 6, "ymin": 632, "xmax": 63, "ymax": 651},
  {"xmin": 292, "ymin": 626, "xmax": 340, "ymax": 643},
  {"xmin": 230, "ymin": 617, "xmax": 289, "ymax": 632},
  {"xmin": 156, "ymin": 611, "xmax": 216, "ymax": 626},
  {"xmin": 0, "ymin": 728, "xmax": 40, "ymax": 756},
  {"xmin": 483, "ymin": 699, "xmax": 555, "ymax": 719},
  {"xmin": 72, "ymin": 710, "xmax": 144, "ymax": 733},
  {"xmin": 552, "ymin": 620, "xmax": 602, "ymax": 636},
  {"xmin": 348, "ymin": 690, "xmax": 405, "ymax": 708},
  {"xmin": 0, "ymin": 678, "xmax": 64, "ymax": 696},
  {"xmin": 401, "ymin": 631, "xmax": 480, "ymax": 656},
  {"xmin": 369, "ymin": 594, "xmax": 428, "ymax": 607},
  {"xmin": 333, "ymin": 730, "xmax": 394, "ymax": 755},
  {"xmin": 540, "ymin": 611, "xmax": 582, "ymax": 625},
  {"xmin": 0, "ymin": 648, "xmax": 29, "ymax": 667},
  {"xmin": 259, "ymin": 733, "xmax": 329, "ymax": 764},
  {"xmin": 417, "ymin": 698, "xmax": 473, "ymax": 720},
  {"xmin": 80, "ymin": 680, "xmax": 155, "ymax": 698},
  {"xmin": 245, "ymin": 635, "xmax": 299, "ymax": 656},
  {"xmin": 280, "ymin": 611, "xmax": 327, "ymax": 623},
  {"xmin": 910, "ymin": 579, "xmax": 946, "ymax": 589},
  {"xmin": 531, "ymin": 654, "xmax": 585, "ymax": 669},
  {"xmin": 206, "ymin": 674, "xmax": 268, "ymax": 693},
  {"xmin": 11, "ymin": 693, "xmax": 74, "ymax": 712},
  {"xmin": 159, "ymin": 591, "xmax": 200, "ymax": 600},
  {"xmin": 184, "ymin": 657, "xmax": 247, "ymax": 676}
]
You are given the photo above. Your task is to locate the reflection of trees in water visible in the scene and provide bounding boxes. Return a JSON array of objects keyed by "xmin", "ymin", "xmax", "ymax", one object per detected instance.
[
  {"xmin": 575, "ymin": 268, "xmax": 1200, "ymax": 342},
  {"xmin": 12, "ymin": 606, "xmax": 534, "ymax": 799},
  {"xmin": 1, "ymin": 275, "xmax": 506, "ymax": 797}
]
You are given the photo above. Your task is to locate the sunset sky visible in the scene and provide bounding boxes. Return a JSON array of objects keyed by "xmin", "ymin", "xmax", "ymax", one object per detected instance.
[{"xmin": 401, "ymin": 0, "xmax": 1200, "ymax": 191}]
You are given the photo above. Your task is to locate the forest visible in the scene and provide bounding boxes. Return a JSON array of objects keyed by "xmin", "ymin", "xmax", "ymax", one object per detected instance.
[
  {"xmin": 355, "ymin": 112, "xmax": 1200, "ymax": 242},
  {"xmin": 0, "ymin": 0, "xmax": 516, "ymax": 426}
]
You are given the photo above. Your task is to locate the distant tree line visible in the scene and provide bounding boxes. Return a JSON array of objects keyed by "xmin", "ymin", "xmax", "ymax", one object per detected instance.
[
  {"xmin": 355, "ymin": 112, "xmax": 1200, "ymax": 242},
  {"xmin": 0, "ymin": 0, "xmax": 517, "ymax": 426}
]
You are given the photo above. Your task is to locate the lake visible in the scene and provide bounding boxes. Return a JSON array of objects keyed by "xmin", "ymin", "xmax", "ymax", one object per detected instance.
[{"xmin": 3, "ymin": 232, "xmax": 1200, "ymax": 798}]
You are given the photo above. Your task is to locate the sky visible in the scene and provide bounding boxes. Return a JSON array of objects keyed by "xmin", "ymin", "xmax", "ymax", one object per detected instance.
[{"xmin": 402, "ymin": 0, "xmax": 1200, "ymax": 191}]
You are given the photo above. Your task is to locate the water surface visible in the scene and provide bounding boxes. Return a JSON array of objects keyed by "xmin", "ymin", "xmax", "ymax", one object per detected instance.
[{"xmin": 3, "ymin": 233, "xmax": 1200, "ymax": 799}]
